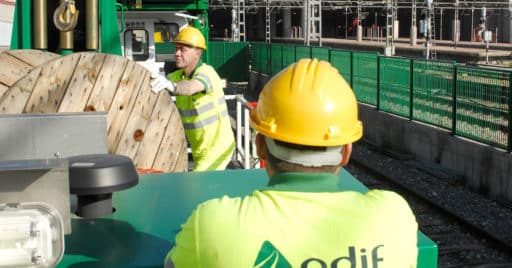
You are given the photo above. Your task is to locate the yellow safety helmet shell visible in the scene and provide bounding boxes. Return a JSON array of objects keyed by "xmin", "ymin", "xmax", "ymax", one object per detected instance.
[
  {"xmin": 173, "ymin": 27, "xmax": 207, "ymax": 50},
  {"xmin": 250, "ymin": 58, "xmax": 363, "ymax": 147}
]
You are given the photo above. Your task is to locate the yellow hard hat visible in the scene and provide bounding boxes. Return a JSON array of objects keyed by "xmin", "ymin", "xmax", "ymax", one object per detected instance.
[
  {"xmin": 250, "ymin": 58, "xmax": 363, "ymax": 147},
  {"xmin": 173, "ymin": 27, "xmax": 207, "ymax": 50}
]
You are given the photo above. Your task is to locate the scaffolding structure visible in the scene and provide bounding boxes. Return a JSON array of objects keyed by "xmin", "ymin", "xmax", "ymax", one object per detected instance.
[
  {"xmin": 210, "ymin": 0, "xmax": 512, "ymax": 44},
  {"xmin": 211, "ymin": 1, "xmax": 511, "ymax": 10}
]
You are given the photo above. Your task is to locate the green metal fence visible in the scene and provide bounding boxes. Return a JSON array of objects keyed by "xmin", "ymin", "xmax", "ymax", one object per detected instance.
[
  {"xmin": 271, "ymin": 44, "xmax": 284, "ymax": 75},
  {"xmin": 282, "ymin": 45, "xmax": 296, "ymax": 70},
  {"xmin": 295, "ymin": 45, "xmax": 311, "ymax": 61},
  {"xmin": 379, "ymin": 57, "xmax": 411, "ymax": 117},
  {"xmin": 311, "ymin": 47, "xmax": 330, "ymax": 62},
  {"xmin": 238, "ymin": 41, "xmax": 512, "ymax": 151},
  {"xmin": 330, "ymin": 49, "xmax": 352, "ymax": 84},
  {"xmin": 352, "ymin": 52, "xmax": 379, "ymax": 105},
  {"xmin": 455, "ymin": 66, "xmax": 510, "ymax": 148},
  {"xmin": 250, "ymin": 42, "xmax": 269, "ymax": 74},
  {"xmin": 208, "ymin": 41, "xmax": 249, "ymax": 82},
  {"xmin": 412, "ymin": 60, "xmax": 454, "ymax": 129}
]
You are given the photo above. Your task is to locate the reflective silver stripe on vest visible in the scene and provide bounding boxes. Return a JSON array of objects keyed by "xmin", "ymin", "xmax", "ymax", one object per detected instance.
[
  {"xmin": 183, "ymin": 109, "xmax": 229, "ymax": 130},
  {"xmin": 196, "ymin": 73, "xmax": 214, "ymax": 89},
  {"xmin": 179, "ymin": 96, "xmax": 227, "ymax": 117}
]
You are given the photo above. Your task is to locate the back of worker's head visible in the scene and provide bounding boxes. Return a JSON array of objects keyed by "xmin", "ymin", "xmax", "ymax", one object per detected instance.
[
  {"xmin": 173, "ymin": 26, "xmax": 207, "ymax": 50},
  {"xmin": 250, "ymin": 58, "xmax": 363, "ymax": 172}
]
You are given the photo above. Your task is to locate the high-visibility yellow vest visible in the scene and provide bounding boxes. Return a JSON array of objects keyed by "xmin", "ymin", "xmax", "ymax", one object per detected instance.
[{"xmin": 168, "ymin": 63, "xmax": 235, "ymax": 171}]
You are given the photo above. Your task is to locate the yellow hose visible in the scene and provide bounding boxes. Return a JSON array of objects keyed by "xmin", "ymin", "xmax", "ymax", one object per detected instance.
[{"xmin": 53, "ymin": 0, "xmax": 79, "ymax": 32}]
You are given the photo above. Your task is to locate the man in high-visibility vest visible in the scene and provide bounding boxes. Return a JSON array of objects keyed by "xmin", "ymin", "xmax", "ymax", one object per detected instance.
[
  {"xmin": 151, "ymin": 27, "xmax": 235, "ymax": 171},
  {"xmin": 164, "ymin": 59, "xmax": 419, "ymax": 267}
]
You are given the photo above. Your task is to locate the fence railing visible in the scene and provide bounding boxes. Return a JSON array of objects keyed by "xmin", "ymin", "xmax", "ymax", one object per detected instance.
[{"xmin": 209, "ymin": 41, "xmax": 512, "ymax": 152}]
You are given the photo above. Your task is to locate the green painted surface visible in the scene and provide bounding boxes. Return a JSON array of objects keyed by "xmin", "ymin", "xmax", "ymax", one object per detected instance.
[
  {"xmin": 10, "ymin": 1, "xmax": 31, "ymax": 49},
  {"xmin": 57, "ymin": 168, "xmax": 437, "ymax": 267},
  {"xmin": 208, "ymin": 42, "xmax": 249, "ymax": 82},
  {"xmin": 101, "ymin": 1, "xmax": 122, "ymax": 55}
]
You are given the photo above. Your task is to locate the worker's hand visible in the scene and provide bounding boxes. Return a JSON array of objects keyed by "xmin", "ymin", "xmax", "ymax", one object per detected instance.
[{"xmin": 150, "ymin": 73, "xmax": 176, "ymax": 94}]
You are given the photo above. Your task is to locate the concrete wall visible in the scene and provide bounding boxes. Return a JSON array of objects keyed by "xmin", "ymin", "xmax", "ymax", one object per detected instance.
[
  {"xmin": 250, "ymin": 71, "xmax": 512, "ymax": 201},
  {"xmin": 359, "ymin": 104, "xmax": 512, "ymax": 201}
]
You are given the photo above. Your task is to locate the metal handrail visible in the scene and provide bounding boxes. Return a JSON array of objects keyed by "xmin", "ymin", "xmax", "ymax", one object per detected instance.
[{"xmin": 232, "ymin": 94, "xmax": 259, "ymax": 169}]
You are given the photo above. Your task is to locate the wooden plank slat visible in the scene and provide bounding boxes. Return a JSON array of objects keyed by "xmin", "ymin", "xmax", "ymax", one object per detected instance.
[
  {"xmin": 0, "ymin": 68, "xmax": 41, "ymax": 114},
  {"xmin": 107, "ymin": 62, "xmax": 144, "ymax": 153},
  {"xmin": 114, "ymin": 72, "xmax": 158, "ymax": 160},
  {"xmin": 0, "ymin": 50, "xmax": 59, "ymax": 99},
  {"xmin": 6, "ymin": 50, "xmax": 59, "ymax": 67},
  {"xmin": 152, "ymin": 104, "xmax": 188, "ymax": 172},
  {"xmin": 86, "ymin": 54, "xmax": 129, "ymax": 112},
  {"xmin": 0, "ymin": 52, "xmax": 34, "ymax": 89},
  {"xmin": 132, "ymin": 92, "xmax": 176, "ymax": 169},
  {"xmin": 0, "ymin": 84, "xmax": 8, "ymax": 98},
  {"xmin": 24, "ymin": 54, "xmax": 82, "ymax": 113},
  {"xmin": 58, "ymin": 53, "xmax": 107, "ymax": 112}
]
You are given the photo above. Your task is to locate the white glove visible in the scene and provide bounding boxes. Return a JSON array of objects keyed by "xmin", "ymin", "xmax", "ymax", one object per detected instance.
[{"xmin": 150, "ymin": 73, "xmax": 176, "ymax": 94}]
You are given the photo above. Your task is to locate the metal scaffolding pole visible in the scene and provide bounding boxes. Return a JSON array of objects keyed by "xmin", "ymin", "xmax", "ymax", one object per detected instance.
[
  {"xmin": 266, "ymin": 0, "xmax": 271, "ymax": 43},
  {"xmin": 304, "ymin": 0, "xmax": 321, "ymax": 46},
  {"xmin": 411, "ymin": 0, "xmax": 417, "ymax": 45},
  {"xmin": 385, "ymin": 0, "xmax": 395, "ymax": 55}
]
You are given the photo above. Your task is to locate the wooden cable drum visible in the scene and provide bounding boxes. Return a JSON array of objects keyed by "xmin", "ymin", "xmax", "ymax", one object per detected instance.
[
  {"xmin": 0, "ymin": 51, "xmax": 188, "ymax": 172},
  {"xmin": 0, "ymin": 49, "xmax": 60, "ymax": 98}
]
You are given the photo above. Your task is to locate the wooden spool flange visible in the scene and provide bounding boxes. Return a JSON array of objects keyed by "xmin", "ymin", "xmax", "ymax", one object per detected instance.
[{"xmin": 0, "ymin": 51, "xmax": 187, "ymax": 172}]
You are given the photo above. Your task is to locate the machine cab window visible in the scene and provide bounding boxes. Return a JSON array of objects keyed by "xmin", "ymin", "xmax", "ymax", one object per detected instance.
[
  {"xmin": 154, "ymin": 23, "xmax": 179, "ymax": 43},
  {"xmin": 124, "ymin": 29, "xmax": 149, "ymax": 61}
]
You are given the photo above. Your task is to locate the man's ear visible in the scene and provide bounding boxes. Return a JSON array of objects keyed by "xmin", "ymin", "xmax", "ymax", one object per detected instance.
[
  {"xmin": 255, "ymin": 133, "xmax": 267, "ymax": 160},
  {"xmin": 340, "ymin": 143, "xmax": 353, "ymax": 167}
]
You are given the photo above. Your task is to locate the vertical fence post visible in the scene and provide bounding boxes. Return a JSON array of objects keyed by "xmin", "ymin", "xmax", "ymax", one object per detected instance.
[
  {"xmin": 376, "ymin": 55, "xmax": 380, "ymax": 110},
  {"xmin": 451, "ymin": 62, "xmax": 457, "ymax": 135},
  {"xmin": 350, "ymin": 51, "xmax": 354, "ymax": 89},
  {"xmin": 236, "ymin": 100, "xmax": 242, "ymax": 162},
  {"xmin": 410, "ymin": 59, "xmax": 414, "ymax": 120},
  {"xmin": 508, "ymin": 71, "xmax": 512, "ymax": 152}
]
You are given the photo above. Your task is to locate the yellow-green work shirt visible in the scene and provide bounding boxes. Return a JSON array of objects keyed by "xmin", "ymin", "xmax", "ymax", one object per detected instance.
[{"xmin": 168, "ymin": 172, "xmax": 418, "ymax": 267}]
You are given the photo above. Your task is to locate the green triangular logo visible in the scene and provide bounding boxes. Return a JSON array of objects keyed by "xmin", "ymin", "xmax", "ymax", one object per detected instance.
[{"xmin": 253, "ymin": 240, "xmax": 292, "ymax": 268}]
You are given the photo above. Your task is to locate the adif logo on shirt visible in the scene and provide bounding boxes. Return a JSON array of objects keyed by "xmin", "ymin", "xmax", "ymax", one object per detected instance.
[
  {"xmin": 302, "ymin": 245, "xmax": 384, "ymax": 268},
  {"xmin": 253, "ymin": 241, "xmax": 384, "ymax": 268},
  {"xmin": 253, "ymin": 241, "xmax": 292, "ymax": 268}
]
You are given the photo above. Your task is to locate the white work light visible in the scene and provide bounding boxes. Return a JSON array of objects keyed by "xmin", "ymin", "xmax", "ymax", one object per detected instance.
[{"xmin": 0, "ymin": 202, "xmax": 64, "ymax": 267}]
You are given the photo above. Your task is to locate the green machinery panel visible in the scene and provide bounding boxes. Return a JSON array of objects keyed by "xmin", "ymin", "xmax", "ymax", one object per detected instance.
[
  {"xmin": 57, "ymin": 168, "xmax": 437, "ymax": 268},
  {"xmin": 11, "ymin": 1, "xmax": 121, "ymax": 55},
  {"xmin": 123, "ymin": 0, "xmax": 208, "ymax": 10}
]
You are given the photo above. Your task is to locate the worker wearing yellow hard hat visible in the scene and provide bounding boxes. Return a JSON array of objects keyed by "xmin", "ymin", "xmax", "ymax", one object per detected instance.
[
  {"xmin": 150, "ymin": 26, "xmax": 234, "ymax": 171},
  {"xmin": 172, "ymin": 26, "xmax": 207, "ymax": 50},
  {"xmin": 165, "ymin": 59, "xmax": 418, "ymax": 267}
]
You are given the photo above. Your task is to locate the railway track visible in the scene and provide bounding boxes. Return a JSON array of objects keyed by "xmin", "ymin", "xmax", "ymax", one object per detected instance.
[{"xmin": 346, "ymin": 142, "xmax": 512, "ymax": 267}]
